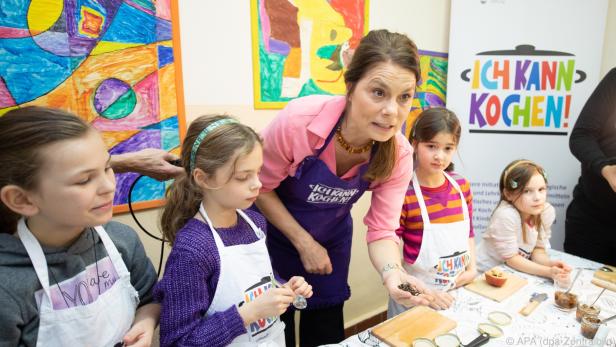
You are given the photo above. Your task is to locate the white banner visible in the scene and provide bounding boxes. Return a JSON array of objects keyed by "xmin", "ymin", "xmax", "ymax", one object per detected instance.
[{"xmin": 447, "ymin": 0, "xmax": 608, "ymax": 249}]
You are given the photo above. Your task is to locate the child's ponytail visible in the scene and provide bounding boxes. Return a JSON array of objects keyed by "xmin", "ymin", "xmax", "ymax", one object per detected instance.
[
  {"xmin": 160, "ymin": 114, "xmax": 261, "ymax": 244},
  {"xmin": 160, "ymin": 174, "xmax": 202, "ymax": 244}
]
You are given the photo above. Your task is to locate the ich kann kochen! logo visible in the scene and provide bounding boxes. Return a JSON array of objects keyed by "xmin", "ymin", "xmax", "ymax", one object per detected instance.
[{"xmin": 460, "ymin": 45, "xmax": 586, "ymax": 135}]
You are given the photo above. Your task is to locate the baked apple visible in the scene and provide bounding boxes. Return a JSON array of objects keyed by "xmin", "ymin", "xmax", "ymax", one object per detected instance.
[{"xmin": 485, "ymin": 268, "xmax": 508, "ymax": 287}]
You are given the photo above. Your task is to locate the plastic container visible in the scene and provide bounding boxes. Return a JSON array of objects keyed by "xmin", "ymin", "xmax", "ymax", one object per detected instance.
[
  {"xmin": 576, "ymin": 303, "xmax": 600, "ymax": 322},
  {"xmin": 580, "ymin": 315, "xmax": 602, "ymax": 339}
]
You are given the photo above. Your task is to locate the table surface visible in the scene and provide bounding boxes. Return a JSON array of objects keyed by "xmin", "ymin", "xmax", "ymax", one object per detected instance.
[{"xmin": 331, "ymin": 250, "xmax": 616, "ymax": 347}]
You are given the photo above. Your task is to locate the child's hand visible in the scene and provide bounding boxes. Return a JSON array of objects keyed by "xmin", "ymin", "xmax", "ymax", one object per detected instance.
[
  {"xmin": 123, "ymin": 321, "xmax": 155, "ymax": 347},
  {"xmin": 285, "ymin": 276, "xmax": 313, "ymax": 298},
  {"xmin": 550, "ymin": 260, "xmax": 572, "ymax": 273},
  {"xmin": 425, "ymin": 289, "xmax": 455, "ymax": 311},
  {"xmin": 550, "ymin": 265, "xmax": 571, "ymax": 281},
  {"xmin": 452, "ymin": 268, "xmax": 477, "ymax": 288},
  {"xmin": 238, "ymin": 287, "xmax": 294, "ymax": 325},
  {"xmin": 123, "ymin": 303, "xmax": 159, "ymax": 347}
]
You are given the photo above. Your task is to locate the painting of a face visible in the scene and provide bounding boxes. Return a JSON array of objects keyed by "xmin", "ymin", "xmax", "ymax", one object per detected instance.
[{"xmin": 253, "ymin": 0, "xmax": 367, "ymax": 108}]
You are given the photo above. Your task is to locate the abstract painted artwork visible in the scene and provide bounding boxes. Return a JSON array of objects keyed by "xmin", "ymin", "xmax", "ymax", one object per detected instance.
[
  {"xmin": 251, "ymin": 0, "xmax": 368, "ymax": 109},
  {"xmin": 403, "ymin": 50, "xmax": 448, "ymax": 138},
  {"xmin": 0, "ymin": 0, "xmax": 185, "ymax": 212}
]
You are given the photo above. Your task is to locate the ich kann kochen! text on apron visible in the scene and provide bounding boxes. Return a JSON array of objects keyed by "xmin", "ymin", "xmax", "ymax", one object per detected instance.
[
  {"xmin": 200, "ymin": 205, "xmax": 286, "ymax": 346},
  {"xmin": 265, "ymin": 118, "xmax": 374, "ymax": 309}
]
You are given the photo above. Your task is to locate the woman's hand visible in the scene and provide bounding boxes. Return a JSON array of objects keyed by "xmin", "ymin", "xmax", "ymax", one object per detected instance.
[
  {"xmin": 601, "ymin": 165, "xmax": 616, "ymax": 192},
  {"xmin": 110, "ymin": 148, "xmax": 184, "ymax": 181},
  {"xmin": 255, "ymin": 192, "xmax": 333, "ymax": 275},
  {"xmin": 383, "ymin": 270, "xmax": 433, "ymax": 308},
  {"xmin": 297, "ymin": 236, "xmax": 333, "ymax": 275},
  {"xmin": 285, "ymin": 276, "xmax": 313, "ymax": 298}
]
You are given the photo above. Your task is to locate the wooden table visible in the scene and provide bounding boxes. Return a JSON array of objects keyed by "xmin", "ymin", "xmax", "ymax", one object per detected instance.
[{"xmin": 330, "ymin": 250, "xmax": 616, "ymax": 347}]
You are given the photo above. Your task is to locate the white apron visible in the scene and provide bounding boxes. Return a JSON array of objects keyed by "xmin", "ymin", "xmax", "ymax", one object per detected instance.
[
  {"xmin": 200, "ymin": 204, "xmax": 285, "ymax": 346},
  {"xmin": 515, "ymin": 223, "xmax": 542, "ymax": 260},
  {"xmin": 476, "ymin": 209, "xmax": 546, "ymax": 272},
  {"xmin": 389, "ymin": 173, "xmax": 470, "ymax": 317},
  {"xmin": 17, "ymin": 218, "xmax": 139, "ymax": 347}
]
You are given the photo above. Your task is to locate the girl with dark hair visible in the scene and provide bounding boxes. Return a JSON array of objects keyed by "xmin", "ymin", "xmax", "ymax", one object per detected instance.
[
  {"xmin": 155, "ymin": 115, "xmax": 312, "ymax": 347},
  {"xmin": 389, "ymin": 107, "xmax": 476, "ymax": 318},
  {"xmin": 0, "ymin": 106, "xmax": 159, "ymax": 346},
  {"xmin": 476, "ymin": 159, "xmax": 572, "ymax": 280},
  {"xmin": 255, "ymin": 29, "xmax": 432, "ymax": 346}
]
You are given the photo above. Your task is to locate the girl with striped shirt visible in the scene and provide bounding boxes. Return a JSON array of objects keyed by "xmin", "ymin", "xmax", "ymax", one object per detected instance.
[{"xmin": 389, "ymin": 108, "xmax": 477, "ymax": 318}]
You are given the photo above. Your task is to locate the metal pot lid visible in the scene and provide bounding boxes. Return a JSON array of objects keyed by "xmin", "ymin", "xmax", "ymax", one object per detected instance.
[
  {"xmin": 478, "ymin": 322, "xmax": 504, "ymax": 338},
  {"xmin": 412, "ymin": 338, "xmax": 437, "ymax": 347}
]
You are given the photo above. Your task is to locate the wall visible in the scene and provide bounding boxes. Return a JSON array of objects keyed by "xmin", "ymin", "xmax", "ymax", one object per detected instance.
[
  {"xmin": 603, "ymin": 0, "xmax": 616, "ymax": 76},
  {"xmin": 115, "ymin": 0, "xmax": 616, "ymax": 330}
]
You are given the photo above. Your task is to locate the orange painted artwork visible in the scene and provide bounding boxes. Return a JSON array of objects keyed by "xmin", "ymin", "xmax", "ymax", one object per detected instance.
[
  {"xmin": 403, "ymin": 50, "xmax": 448, "ymax": 139},
  {"xmin": 251, "ymin": 0, "xmax": 369, "ymax": 109},
  {"xmin": 0, "ymin": 0, "xmax": 186, "ymax": 212}
]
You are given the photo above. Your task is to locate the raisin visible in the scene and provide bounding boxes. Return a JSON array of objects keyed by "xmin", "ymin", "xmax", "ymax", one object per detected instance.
[{"xmin": 398, "ymin": 282, "xmax": 420, "ymax": 296}]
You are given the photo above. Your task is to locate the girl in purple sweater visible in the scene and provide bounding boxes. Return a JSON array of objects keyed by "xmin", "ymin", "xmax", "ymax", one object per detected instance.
[{"xmin": 155, "ymin": 115, "xmax": 312, "ymax": 347}]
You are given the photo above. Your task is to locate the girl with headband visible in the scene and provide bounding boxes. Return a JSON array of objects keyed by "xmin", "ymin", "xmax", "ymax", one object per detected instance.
[
  {"xmin": 476, "ymin": 159, "xmax": 572, "ymax": 280},
  {"xmin": 155, "ymin": 115, "xmax": 312, "ymax": 346}
]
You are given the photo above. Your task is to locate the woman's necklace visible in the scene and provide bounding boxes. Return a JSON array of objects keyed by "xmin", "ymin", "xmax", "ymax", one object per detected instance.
[{"xmin": 335, "ymin": 125, "xmax": 374, "ymax": 154}]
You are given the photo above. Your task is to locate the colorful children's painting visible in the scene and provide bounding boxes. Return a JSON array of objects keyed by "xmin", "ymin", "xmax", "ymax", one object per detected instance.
[
  {"xmin": 0, "ymin": 0, "xmax": 186, "ymax": 212},
  {"xmin": 403, "ymin": 50, "xmax": 449, "ymax": 138},
  {"xmin": 251, "ymin": 0, "xmax": 368, "ymax": 109}
]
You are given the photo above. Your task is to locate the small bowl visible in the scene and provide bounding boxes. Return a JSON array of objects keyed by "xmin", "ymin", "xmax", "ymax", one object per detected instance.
[
  {"xmin": 554, "ymin": 291, "xmax": 578, "ymax": 311},
  {"xmin": 485, "ymin": 268, "xmax": 508, "ymax": 287}
]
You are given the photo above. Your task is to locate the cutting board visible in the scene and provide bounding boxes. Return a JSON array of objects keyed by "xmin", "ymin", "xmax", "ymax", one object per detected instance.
[
  {"xmin": 594, "ymin": 265, "xmax": 616, "ymax": 284},
  {"xmin": 592, "ymin": 278, "xmax": 616, "ymax": 292},
  {"xmin": 372, "ymin": 305, "xmax": 456, "ymax": 347},
  {"xmin": 465, "ymin": 271, "xmax": 528, "ymax": 302}
]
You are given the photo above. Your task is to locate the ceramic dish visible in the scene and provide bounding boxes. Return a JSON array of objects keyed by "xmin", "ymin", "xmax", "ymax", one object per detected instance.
[
  {"xmin": 488, "ymin": 311, "xmax": 512, "ymax": 326},
  {"xmin": 433, "ymin": 333, "xmax": 461, "ymax": 347},
  {"xmin": 478, "ymin": 322, "xmax": 504, "ymax": 338},
  {"xmin": 412, "ymin": 338, "xmax": 437, "ymax": 347}
]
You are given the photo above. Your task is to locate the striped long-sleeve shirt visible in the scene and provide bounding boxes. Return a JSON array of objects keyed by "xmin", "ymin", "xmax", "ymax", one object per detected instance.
[{"xmin": 397, "ymin": 172, "xmax": 474, "ymax": 265}]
